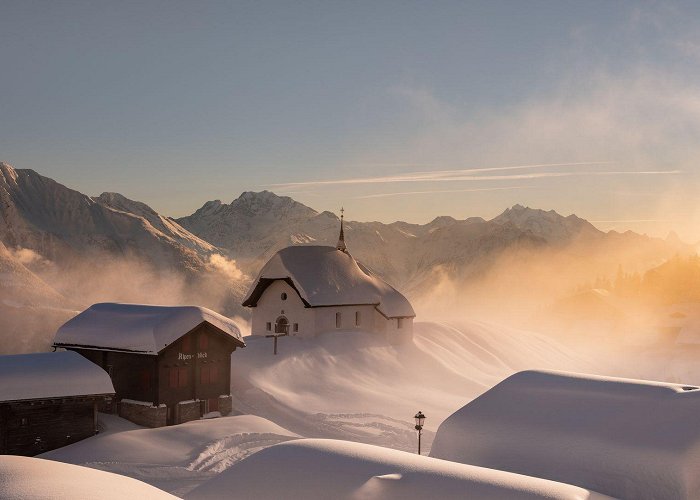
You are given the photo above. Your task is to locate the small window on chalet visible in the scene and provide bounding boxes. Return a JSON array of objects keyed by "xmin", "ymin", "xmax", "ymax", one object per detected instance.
[
  {"xmin": 336, "ymin": 312, "xmax": 341, "ymax": 328},
  {"xmin": 293, "ymin": 323, "xmax": 299, "ymax": 332},
  {"xmin": 266, "ymin": 322, "xmax": 272, "ymax": 331},
  {"xmin": 397, "ymin": 318, "xmax": 403, "ymax": 329},
  {"xmin": 281, "ymin": 292, "xmax": 287, "ymax": 301},
  {"xmin": 169, "ymin": 367, "xmax": 178, "ymax": 388},
  {"xmin": 182, "ymin": 336, "xmax": 192, "ymax": 353},
  {"xmin": 178, "ymin": 366, "xmax": 188, "ymax": 388},
  {"xmin": 211, "ymin": 365, "xmax": 219, "ymax": 383},
  {"xmin": 199, "ymin": 335, "xmax": 208, "ymax": 350},
  {"xmin": 20, "ymin": 417, "xmax": 28, "ymax": 427},
  {"xmin": 141, "ymin": 370, "xmax": 151, "ymax": 391},
  {"xmin": 355, "ymin": 311, "xmax": 361, "ymax": 326}
]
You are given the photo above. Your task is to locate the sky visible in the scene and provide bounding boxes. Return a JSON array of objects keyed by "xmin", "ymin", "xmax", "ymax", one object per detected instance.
[{"xmin": 2, "ymin": 1, "xmax": 700, "ymax": 240}]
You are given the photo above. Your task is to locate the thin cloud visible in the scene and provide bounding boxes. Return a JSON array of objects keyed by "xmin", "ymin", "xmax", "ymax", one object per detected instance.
[
  {"xmin": 269, "ymin": 162, "xmax": 613, "ymax": 189},
  {"xmin": 270, "ymin": 164, "xmax": 680, "ymax": 190},
  {"xmin": 589, "ymin": 219, "xmax": 673, "ymax": 223},
  {"xmin": 354, "ymin": 186, "xmax": 531, "ymax": 199}
]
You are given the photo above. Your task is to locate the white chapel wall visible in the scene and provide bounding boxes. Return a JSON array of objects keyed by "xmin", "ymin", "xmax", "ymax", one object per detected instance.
[{"xmin": 251, "ymin": 280, "xmax": 314, "ymax": 337}]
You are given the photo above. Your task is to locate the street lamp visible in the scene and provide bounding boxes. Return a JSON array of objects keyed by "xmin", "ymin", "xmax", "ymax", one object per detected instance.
[{"xmin": 414, "ymin": 410, "xmax": 426, "ymax": 455}]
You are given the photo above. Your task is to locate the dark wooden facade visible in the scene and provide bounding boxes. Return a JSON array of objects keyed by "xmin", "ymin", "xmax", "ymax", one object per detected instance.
[
  {"xmin": 0, "ymin": 396, "xmax": 107, "ymax": 456},
  {"xmin": 67, "ymin": 322, "xmax": 242, "ymax": 425}
]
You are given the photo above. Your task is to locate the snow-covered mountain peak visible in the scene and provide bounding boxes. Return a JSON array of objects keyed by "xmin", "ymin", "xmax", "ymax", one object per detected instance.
[
  {"xmin": 94, "ymin": 192, "xmax": 159, "ymax": 218},
  {"xmin": 492, "ymin": 205, "xmax": 601, "ymax": 243},
  {"xmin": 0, "ymin": 162, "xmax": 18, "ymax": 183},
  {"xmin": 230, "ymin": 190, "xmax": 318, "ymax": 218}
]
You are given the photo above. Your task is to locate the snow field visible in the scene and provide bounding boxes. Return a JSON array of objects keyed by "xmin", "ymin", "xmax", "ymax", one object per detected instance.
[
  {"xmin": 0, "ymin": 455, "xmax": 178, "ymax": 499},
  {"xmin": 186, "ymin": 438, "xmax": 612, "ymax": 500}
]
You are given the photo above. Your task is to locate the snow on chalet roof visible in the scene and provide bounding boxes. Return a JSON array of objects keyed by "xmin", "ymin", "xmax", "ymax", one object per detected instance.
[
  {"xmin": 0, "ymin": 351, "xmax": 114, "ymax": 402},
  {"xmin": 242, "ymin": 245, "xmax": 415, "ymax": 318},
  {"xmin": 430, "ymin": 370, "xmax": 700, "ymax": 500},
  {"xmin": 54, "ymin": 303, "xmax": 245, "ymax": 354}
]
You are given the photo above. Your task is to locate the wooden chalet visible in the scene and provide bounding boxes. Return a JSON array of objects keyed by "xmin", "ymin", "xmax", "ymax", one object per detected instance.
[
  {"xmin": 0, "ymin": 351, "xmax": 114, "ymax": 456},
  {"xmin": 53, "ymin": 303, "xmax": 246, "ymax": 427}
]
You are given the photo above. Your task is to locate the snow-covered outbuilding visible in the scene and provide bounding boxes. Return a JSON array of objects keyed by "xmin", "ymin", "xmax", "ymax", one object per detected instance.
[
  {"xmin": 430, "ymin": 370, "xmax": 700, "ymax": 500},
  {"xmin": 242, "ymin": 214, "xmax": 415, "ymax": 342},
  {"xmin": 53, "ymin": 303, "xmax": 245, "ymax": 427},
  {"xmin": 0, "ymin": 351, "xmax": 114, "ymax": 456}
]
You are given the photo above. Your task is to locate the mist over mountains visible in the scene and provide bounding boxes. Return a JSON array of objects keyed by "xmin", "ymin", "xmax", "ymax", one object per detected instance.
[{"xmin": 0, "ymin": 161, "xmax": 692, "ymax": 352}]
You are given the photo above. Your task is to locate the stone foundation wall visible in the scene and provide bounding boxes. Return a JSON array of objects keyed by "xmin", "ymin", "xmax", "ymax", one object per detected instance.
[
  {"xmin": 218, "ymin": 395, "xmax": 233, "ymax": 416},
  {"xmin": 119, "ymin": 400, "xmax": 166, "ymax": 428},
  {"xmin": 176, "ymin": 400, "xmax": 201, "ymax": 424}
]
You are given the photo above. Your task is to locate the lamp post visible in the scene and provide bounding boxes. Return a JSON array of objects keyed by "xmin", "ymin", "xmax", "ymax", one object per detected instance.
[{"xmin": 414, "ymin": 410, "xmax": 426, "ymax": 455}]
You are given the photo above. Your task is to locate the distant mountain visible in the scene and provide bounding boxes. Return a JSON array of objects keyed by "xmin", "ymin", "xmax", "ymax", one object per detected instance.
[
  {"xmin": 0, "ymin": 163, "xmax": 693, "ymax": 352},
  {"xmin": 178, "ymin": 191, "xmax": 693, "ymax": 314},
  {"xmin": 492, "ymin": 204, "xmax": 602, "ymax": 243},
  {"xmin": 0, "ymin": 163, "xmax": 249, "ymax": 341},
  {"xmin": 0, "ymin": 162, "xmax": 217, "ymax": 271},
  {"xmin": 0, "ymin": 240, "xmax": 76, "ymax": 353}
]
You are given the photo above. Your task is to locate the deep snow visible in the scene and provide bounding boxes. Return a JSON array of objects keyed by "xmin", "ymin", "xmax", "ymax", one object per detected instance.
[
  {"xmin": 430, "ymin": 370, "xmax": 700, "ymax": 499},
  {"xmin": 228, "ymin": 319, "xmax": 598, "ymax": 452},
  {"xmin": 0, "ymin": 350, "xmax": 113, "ymax": 401},
  {"xmin": 54, "ymin": 302, "xmax": 244, "ymax": 353},
  {"xmin": 242, "ymin": 245, "xmax": 414, "ymax": 318},
  {"xmin": 41, "ymin": 414, "xmax": 299, "ymax": 497},
  {"xmin": 186, "ymin": 439, "xmax": 612, "ymax": 500},
  {"xmin": 0, "ymin": 455, "xmax": 178, "ymax": 499}
]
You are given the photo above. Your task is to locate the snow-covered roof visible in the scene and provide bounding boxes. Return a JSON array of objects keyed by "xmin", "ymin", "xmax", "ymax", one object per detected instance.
[
  {"xmin": 54, "ymin": 303, "xmax": 245, "ymax": 354},
  {"xmin": 430, "ymin": 370, "xmax": 700, "ymax": 500},
  {"xmin": 242, "ymin": 245, "xmax": 415, "ymax": 318},
  {"xmin": 0, "ymin": 351, "xmax": 114, "ymax": 402}
]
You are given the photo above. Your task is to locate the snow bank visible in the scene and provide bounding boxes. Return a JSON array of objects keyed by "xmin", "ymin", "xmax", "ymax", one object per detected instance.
[
  {"xmin": 242, "ymin": 245, "xmax": 414, "ymax": 318},
  {"xmin": 42, "ymin": 414, "xmax": 299, "ymax": 497},
  {"xmin": 0, "ymin": 351, "xmax": 113, "ymax": 401},
  {"xmin": 232, "ymin": 320, "xmax": 597, "ymax": 430},
  {"xmin": 54, "ymin": 302, "xmax": 244, "ymax": 353},
  {"xmin": 0, "ymin": 455, "xmax": 176, "ymax": 499},
  {"xmin": 430, "ymin": 370, "xmax": 700, "ymax": 500},
  {"xmin": 186, "ymin": 439, "xmax": 610, "ymax": 500}
]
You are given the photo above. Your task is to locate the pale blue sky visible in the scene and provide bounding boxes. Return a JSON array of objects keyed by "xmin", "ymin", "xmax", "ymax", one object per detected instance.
[{"xmin": 2, "ymin": 1, "xmax": 700, "ymax": 238}]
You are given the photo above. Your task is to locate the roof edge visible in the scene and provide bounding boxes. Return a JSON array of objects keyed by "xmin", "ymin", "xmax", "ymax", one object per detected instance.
[{"xmin": 243, "ymin": 277, "xmax": 311, "ymax": 308}]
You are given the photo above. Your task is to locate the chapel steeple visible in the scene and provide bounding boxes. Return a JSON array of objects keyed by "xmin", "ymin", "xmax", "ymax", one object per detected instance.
[{"xmin": 336, "ymin": 207, "xmax": 347, "ymax": 253}]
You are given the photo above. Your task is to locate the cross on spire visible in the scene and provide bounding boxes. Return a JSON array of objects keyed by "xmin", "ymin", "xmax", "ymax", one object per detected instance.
[{"xmin": 336, "ymin": 207, "xmax": 347, "ymax": 253}]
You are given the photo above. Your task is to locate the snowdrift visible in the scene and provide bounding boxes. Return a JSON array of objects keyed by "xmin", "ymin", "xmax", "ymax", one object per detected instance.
[
  {"xmin": 430, "ymin": 370, "xmax": 700, "ymax": 500},
  {"xmin": 231, "ymin": 321, "xmax": 596, "ymax": 445},
  {"xmin": 0, "ymin": 455, "xmax": 177, "ymax": 499},
  {"xmin": 42, "ymin": 414, "xmax": 299, "ymax": 497},
  {"xmin": 186, "ymin": 438, "xmax": 610, "ymax": 500}
]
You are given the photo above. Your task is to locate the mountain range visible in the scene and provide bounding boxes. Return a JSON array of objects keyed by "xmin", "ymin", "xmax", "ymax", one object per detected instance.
[{"xmin": 0, "ymin": 161, "xmax": 692, "ymax": 352}]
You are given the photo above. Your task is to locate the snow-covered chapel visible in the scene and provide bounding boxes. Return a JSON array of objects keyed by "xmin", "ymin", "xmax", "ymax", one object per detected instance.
[{"xmin": 242, "ymin": 211, "xmax": 415, "ymax": 342}]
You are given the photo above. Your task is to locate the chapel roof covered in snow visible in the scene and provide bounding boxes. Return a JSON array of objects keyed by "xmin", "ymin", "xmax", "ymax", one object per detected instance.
[
  {"xmin": 0, "ymin": 351, "xmax": 114, "ymax": 402},
  {"xmin": 430, "ymin": 370, "xmax": 700, "ymax": 500},
  {"xmin": 242, "ymin": 245, "xmax": 415, "ymax": 318},
  {"xmin": 54, "ymin": 303, "xmax": 245, "ymax": 354}
]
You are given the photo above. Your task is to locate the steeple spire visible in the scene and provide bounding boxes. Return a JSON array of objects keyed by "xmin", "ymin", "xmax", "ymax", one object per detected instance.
[{"xmin": 336, "ymin": 207, "xmax": 347, "ymax": 253}]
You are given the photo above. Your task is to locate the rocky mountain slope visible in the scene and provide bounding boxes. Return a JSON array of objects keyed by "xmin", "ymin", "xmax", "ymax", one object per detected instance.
[{"xmin": 0, "ymin": 163, "xmax": 216, "ymax": 271}]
